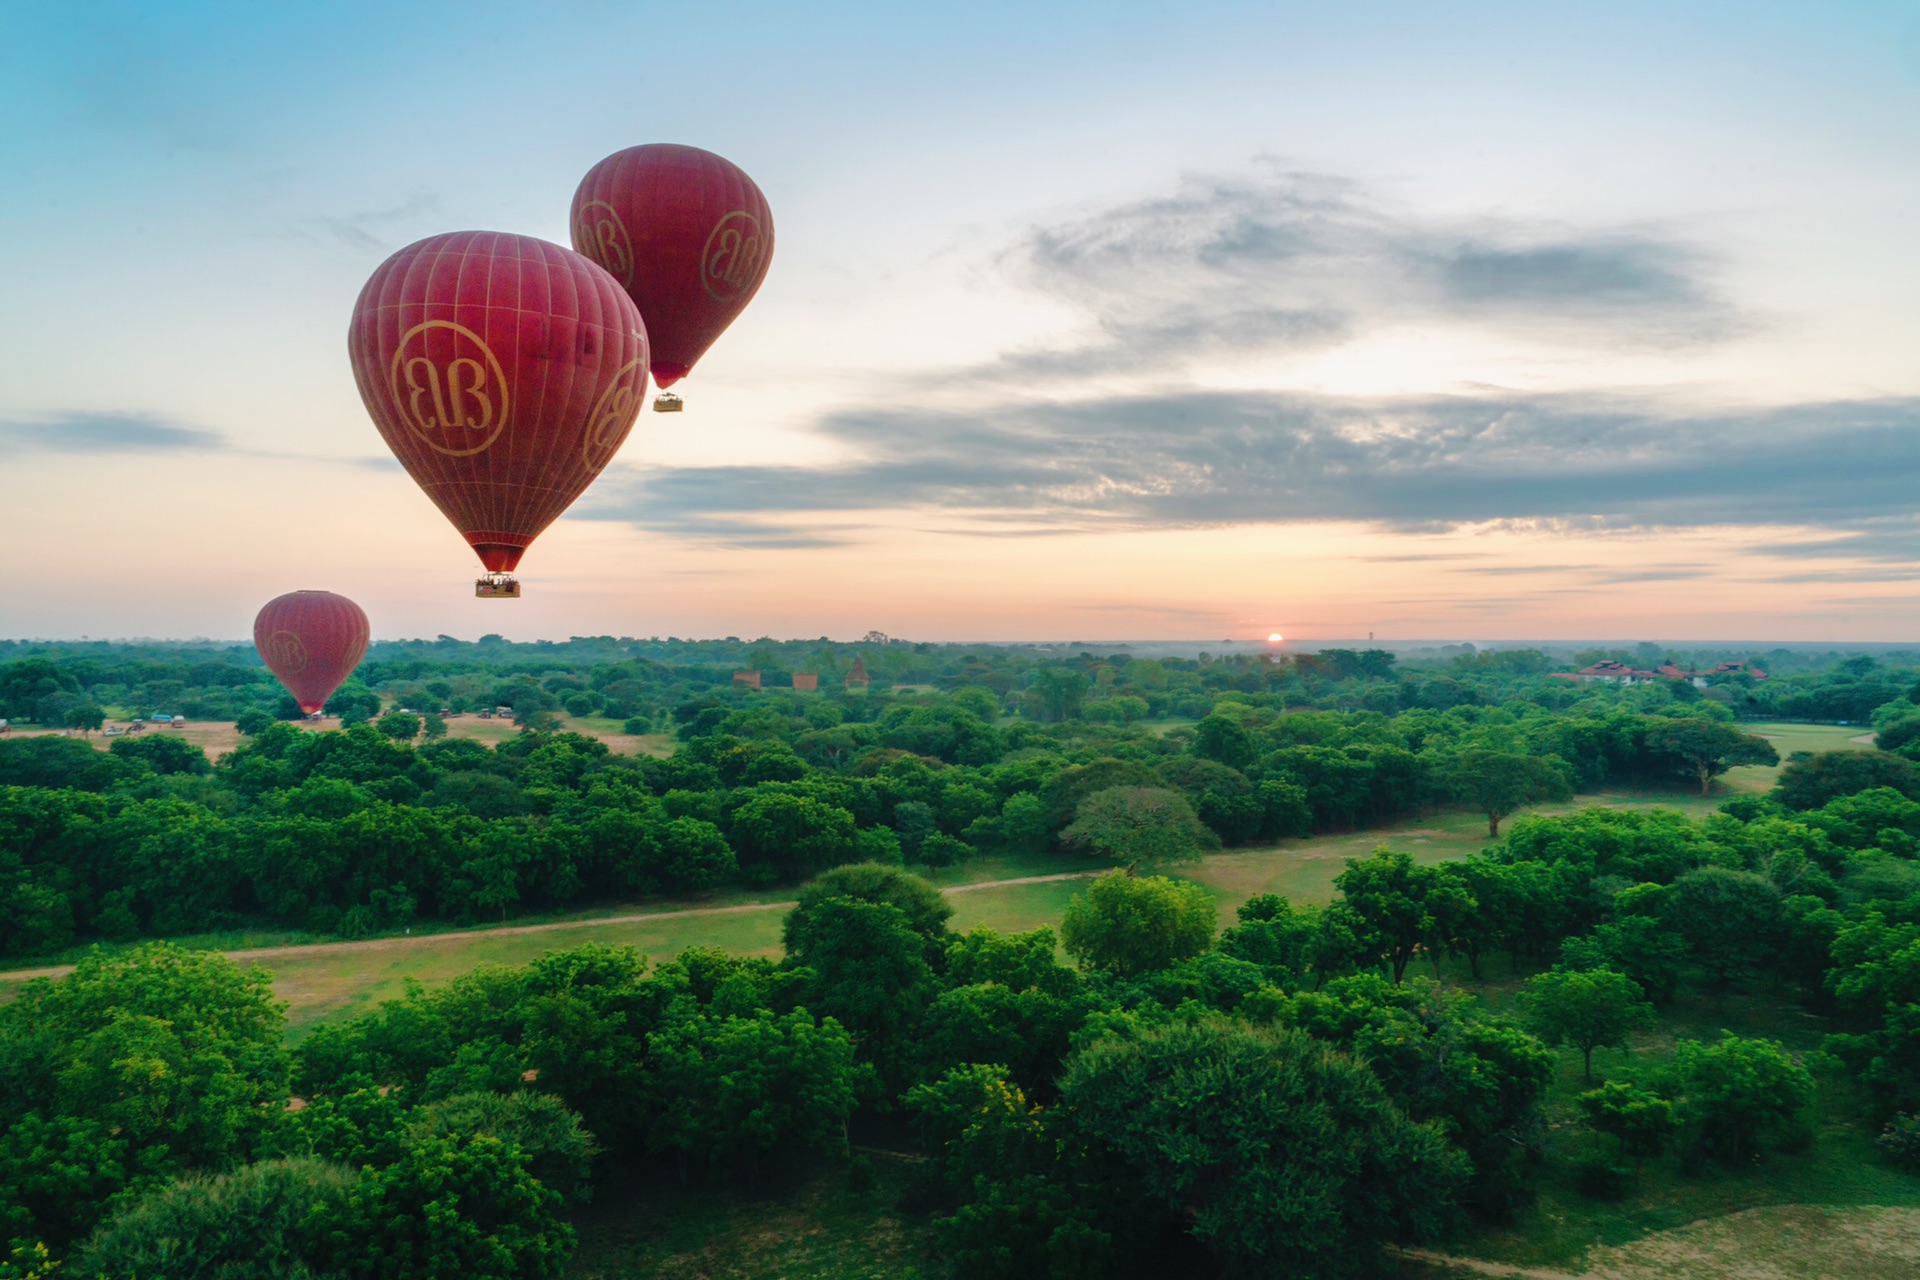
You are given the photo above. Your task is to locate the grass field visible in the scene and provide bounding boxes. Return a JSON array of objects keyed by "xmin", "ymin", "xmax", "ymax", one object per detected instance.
[
  {"xmin": 4, "ymin": 712, "xmax": 674, "ymax": 761},
  {"xmin": 0, "ymin": 721, "xmax": 1875, "ymax": 1037}
]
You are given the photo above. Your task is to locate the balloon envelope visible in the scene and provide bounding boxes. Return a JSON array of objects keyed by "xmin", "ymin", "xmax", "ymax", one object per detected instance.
[
  {"xmin": 254, "ymin": 590, "xmax": 370, "ymax": 715},
  {"xmin": 348, "ymin": 231, "xmax": 649, "ymax": 573},
  {"xmin": 571, "ymin": 144, "xmax": 773, "ymax": 389}
]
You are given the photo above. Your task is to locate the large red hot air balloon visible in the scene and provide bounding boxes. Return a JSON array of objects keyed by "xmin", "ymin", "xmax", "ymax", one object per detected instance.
[
  {"xmin": 570, "ymin": 144, "xmax": 773, "ymax": 406},
  {"xmin": 254, "ymin": 590, "xmax": 370, "ymax": 715},
  {"xmin": 348, "ymin": 231, "xmax": 649, "ymax": 594}
]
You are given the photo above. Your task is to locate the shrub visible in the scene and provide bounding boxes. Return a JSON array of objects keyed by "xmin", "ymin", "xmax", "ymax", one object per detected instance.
[
  {"xmin": 77, "ymin": 1158, "xmax": 354, "ymax": 1280},
  {"xmin": 1878, "ymin": 1112, "xmax": 1920, "ymax": 1170}
]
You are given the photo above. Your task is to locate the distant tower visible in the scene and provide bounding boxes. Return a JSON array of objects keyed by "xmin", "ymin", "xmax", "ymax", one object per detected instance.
[
  {"xmin": 732, "ymin": 670, "xmax": 762, "ymax": 690},
  {"xmin": 845, "ymin": 654, "xmax": 871, "ymax": 688},
  {"xmin": 792, "ymin": 673, "xmax": 819, "ymax": 692}
]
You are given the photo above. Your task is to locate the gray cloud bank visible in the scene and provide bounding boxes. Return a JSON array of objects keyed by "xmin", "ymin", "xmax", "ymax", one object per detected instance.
[
  {"xmin": 0, "ymin": 412, "xmax": 225, "ymax": 456},
  {"xmin": 584, "ymin": 166, "xmax": 1906, "ymax": 565},
  {"xmin": 587, "ymin": 392, "xmax": 1920, "ymax": 562}
]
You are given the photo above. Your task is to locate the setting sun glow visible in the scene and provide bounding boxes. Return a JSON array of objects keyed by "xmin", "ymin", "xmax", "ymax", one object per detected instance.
[{"xmin": 1267, "ymin": 632, "xmax": 1284, "ymax": 643}]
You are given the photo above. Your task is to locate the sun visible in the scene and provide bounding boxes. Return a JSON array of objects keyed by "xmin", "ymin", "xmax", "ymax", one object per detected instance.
[{"xmin": 1266, "ymin": 632, "xmax": 1285, "ymax": 644}]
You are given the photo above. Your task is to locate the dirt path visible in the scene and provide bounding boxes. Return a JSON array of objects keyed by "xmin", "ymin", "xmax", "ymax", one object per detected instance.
[
  {"xmin": 1395, "ymin": 1249, "xmax": 1579, "ymax": 1279},
  {"xmin": 0, "ymin": 869, "xmax": 1105, "ymax": 983}
]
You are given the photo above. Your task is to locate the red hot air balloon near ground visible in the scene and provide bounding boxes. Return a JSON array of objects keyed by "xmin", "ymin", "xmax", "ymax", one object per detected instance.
[
  {"xmin": 571, "ymin": 144, "xmax": 773, "ymax": 410},
  {"xmin": 254, "ymin": 590, "xmax": 370, "ymax": 715},
  {"xmin": 349, "ymin": 231, "xmax": 649, "ymax": 597}
]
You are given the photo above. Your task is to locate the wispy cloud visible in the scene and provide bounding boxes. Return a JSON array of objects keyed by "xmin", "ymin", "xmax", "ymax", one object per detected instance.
[
  {"xmin": 0, "ymin": 411, "xmax": 226, "ymax": 456},
  {"xmin": 973, "ymin": 165, "xmax": 1739, "ymax": 381},
  {"xmin": 307, "ymin": 194, "xmax": 446, "ymax": 255}
]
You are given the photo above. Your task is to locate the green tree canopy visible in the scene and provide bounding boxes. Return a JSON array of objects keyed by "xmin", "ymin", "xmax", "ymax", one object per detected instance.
[
  {"xmin": 1060, "ymin": 786, "xmax": 1212, "ymax": 871},
  {"xmin": 1645, "ymin": 717, "xmax": 1778, "ymax": 794},
  {"xmin": 1441, "ymin": 749, "xmax": 1572, "ymax": 837},
  {"xmin": 1062, "ymin": 1018, "xmax": 1466, "ymax": 1278},
  {"xmin": 1673, "ymin": 1034, "xmax": 1815, "ymax": 1165},
  {"xmin": 1522, "ymin": 965, "xmax": 1655, "ymax": 1080},
  {"xmin": 76, "ymin": 1157, "xmax": 353, "ymax": 1280},
  {"xmin": 1059, "ymin": 872, "xmax": 1216, "ymax": 977},
  {"xmin": 309, "ymin": 1134, "xmax": 572, "ymax": 1280}
]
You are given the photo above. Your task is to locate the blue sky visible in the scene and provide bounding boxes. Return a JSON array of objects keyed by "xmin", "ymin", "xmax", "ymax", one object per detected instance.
[{"xmin": 3, "ymin": 1, "xmax": 1918, "ymax": 641}]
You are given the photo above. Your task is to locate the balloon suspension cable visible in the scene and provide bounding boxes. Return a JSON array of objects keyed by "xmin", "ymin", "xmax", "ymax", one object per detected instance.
[
  {"xmin": 475, "ymin": 572, "xmax": 522, "ymax": 600},
  {"xmin": 653, "ymin": 391, "xmax": 684, "ymax": 413}
]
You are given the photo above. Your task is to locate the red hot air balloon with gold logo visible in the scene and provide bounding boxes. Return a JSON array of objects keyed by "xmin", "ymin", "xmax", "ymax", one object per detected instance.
[
  {"xmin": 348, "ymin": 231, "xmax": 649, "ymax": 597},
  {"xmin": 570, "ymin": 144, "xmax": 773, "ymax": 411},
  {"xmin": 254, "ymin": 590, "xmax": 370, "ymax": 715}
]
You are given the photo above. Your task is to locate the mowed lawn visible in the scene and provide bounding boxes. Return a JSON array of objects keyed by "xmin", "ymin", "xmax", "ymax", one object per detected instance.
[{"xmin": 0, "ymin": 720, "xmax": 1872, "ymax": 1034}]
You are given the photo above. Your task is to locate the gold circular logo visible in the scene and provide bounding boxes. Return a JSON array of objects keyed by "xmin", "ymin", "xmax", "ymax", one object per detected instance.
[
  {"xmin": 582, "ymin": 356, "xmax": 648, "ymax": 470},
  {"xmin": 386, "ymin": 321, "xmax": 512, "ymax": 456},
  {"xmin": 575, "ymin": 199, "xmax": 635, "ymax": 287},
  {"xmin": 701, "ymin": 210, "xmax": 766, "ymax": 302},
  {"xmin": 266, "ymin": 630, "xmax": 310, "ymax": 674}
]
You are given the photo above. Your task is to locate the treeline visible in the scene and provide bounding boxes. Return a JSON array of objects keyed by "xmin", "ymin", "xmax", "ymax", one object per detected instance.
[
  {"xmin": 0, "ymin": 692, "xmax": 1801, "ymax": 958},
  {"xmin": 4, "ymin": 638, "xmax": 1916, "ymax": 735},
  {"xmin": 13, "ymin": 739, "xmax": 1920, "ymax": 1278}
]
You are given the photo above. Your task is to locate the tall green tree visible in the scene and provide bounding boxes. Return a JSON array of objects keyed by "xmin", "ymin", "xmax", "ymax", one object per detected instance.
[
  {"xmin": 1062, "ymin": 1019, "xmax": 1466, "ymax": 1279},
  {"xmin": 647, "ymin": 1007, "xmax": 858, "ymax": 1178},
  {"xmin": 1059, "ymin": 873, "xmax": 1216, "ymax": 977},
  {"xmin": 1441, "ymin": 749, "xmax": 1571, "ymax": 837},
  {"xmin": 1521, "ymin": 965, "xmax": 1655, "ymax": 1080},
  {"xmin": 310, "ymin": 1134, "xmax": 572, "ymax": 1280},
  {"xmin": 1576, "ymin": 1082, "xmax": 1675, "ymax": 1174},
  {"xmin": 783, "ymin": 898, "xmax": 935, "ymax": 1063},
  {"xmin": 1673, "ymin": 1034, "xmax": 1815, "ymax": 1165},
  {"xmin": 1059, "ymin": 786, "xmax": 1211, "ymax": 871},
  {"xmin": 1645, "ymin": 718, "xmax": 1778, "ymax": 795},
  {"xmin": 1333, "ymin": 847, "xmax": 1438, "ymax": 983}
]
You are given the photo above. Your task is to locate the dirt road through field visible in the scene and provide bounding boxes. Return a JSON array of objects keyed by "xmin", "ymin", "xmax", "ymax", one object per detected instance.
[{"xmin": 0, "ymin": 869, "xmax": 1105, "ymax": 983}]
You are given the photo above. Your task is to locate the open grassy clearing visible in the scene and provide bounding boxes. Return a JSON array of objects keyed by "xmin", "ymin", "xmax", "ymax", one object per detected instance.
[
  {"xmin": 1730, "ymin": 721, "xmax": 1874, "ymax": 791},
  {"xmin": 5, "ymin": 711, "xmax": 674, "ymax": 761},
  {"xmin": 5, "ymin": 717, "xmax": 252, "ymax": 759}
]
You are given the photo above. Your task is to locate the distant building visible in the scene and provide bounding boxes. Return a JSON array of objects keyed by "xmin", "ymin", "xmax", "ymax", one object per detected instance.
[
  {"xmin": 791, "ymin": 673, "xmax": 819, "ymax": 692},
  {"xmin": 1551, "ymin": 659, "xmax": 1767, "ymax": 687},
  {"xmin": 845, "ymin": 655, "xmax": 871, "ymax": 688},
  {"xmin": 733, "ymin": 670, "xmax": 762, "ymax": 689}
]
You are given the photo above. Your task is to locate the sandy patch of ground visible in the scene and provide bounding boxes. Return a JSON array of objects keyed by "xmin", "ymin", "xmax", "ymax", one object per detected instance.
[
  {"xmin": 6, "ymin": 718, "xmax": 257, "ymax": 760},
  {"xmin": 1403, "ymin": 1205, "xmax": 1920, "ymax": 1280}
]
